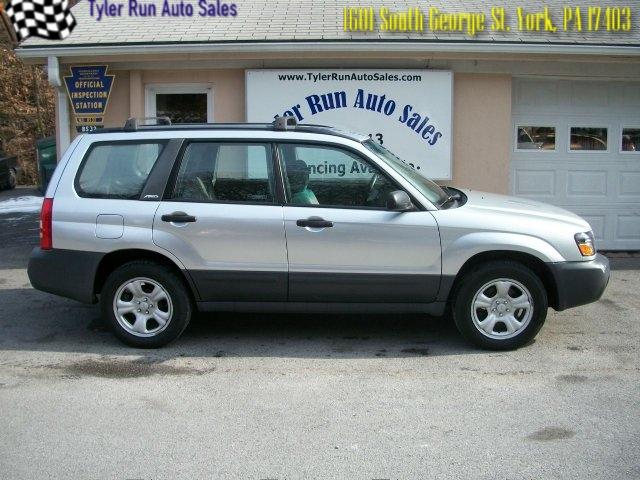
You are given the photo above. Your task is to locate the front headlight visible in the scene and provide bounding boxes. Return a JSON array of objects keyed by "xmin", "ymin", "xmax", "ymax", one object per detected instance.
[{"xmin": 575, "ymin": 231, "xmax": 596, "ymax": 257}]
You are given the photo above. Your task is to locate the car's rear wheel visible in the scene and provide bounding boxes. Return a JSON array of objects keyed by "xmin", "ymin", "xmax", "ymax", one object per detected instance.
[
  {"xmin": 452, "ymin": 261, "xmax": 548, "ymax": 350},
  {"xmin": 101, "ymin": 261, "xmax": 192, "ymax": 348}
]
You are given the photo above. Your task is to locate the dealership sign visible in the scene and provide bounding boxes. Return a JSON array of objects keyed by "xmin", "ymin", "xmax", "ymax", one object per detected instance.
[
  {"xmin": 246, "ymin": 70, "xmax": 453, "ymax": 179},
  {"xmin": 64, "ymin": 65, "xmax": 114, "ymax": 132}
]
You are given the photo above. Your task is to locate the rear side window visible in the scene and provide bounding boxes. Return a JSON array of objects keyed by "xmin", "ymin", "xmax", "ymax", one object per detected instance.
[
  {"xmin": 76, "ymin": 142, "xmax": 165, "ymax": 199},
  {"xmin": 172, "ymin": 142, "xmax": 275, "ymax": 203}
]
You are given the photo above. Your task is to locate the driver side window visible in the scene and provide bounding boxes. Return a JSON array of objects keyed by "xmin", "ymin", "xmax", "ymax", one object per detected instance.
[{"xmin": 278, "ymin": 143, "xmax": 397, "ymax": 209}]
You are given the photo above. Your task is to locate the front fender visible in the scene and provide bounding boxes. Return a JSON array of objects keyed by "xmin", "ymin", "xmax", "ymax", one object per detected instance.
[{"xmin": 441, "ymin": 231, "xmax": 565, "ymax": 276}]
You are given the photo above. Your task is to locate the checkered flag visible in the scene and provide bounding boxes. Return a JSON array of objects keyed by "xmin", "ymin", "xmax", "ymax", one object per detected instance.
[{"xmin": 5, "ymin": 0, "xmax": 76, "ymax": 41}]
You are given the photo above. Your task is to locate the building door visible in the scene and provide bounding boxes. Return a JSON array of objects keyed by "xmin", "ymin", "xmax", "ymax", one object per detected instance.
[
  {"xmin": 511, "ymin": 78, "xmax": 640, "ymax": 250},
  {"xmin": 145, "ymin": 84, "xmax": 213, "ymax": 123}
]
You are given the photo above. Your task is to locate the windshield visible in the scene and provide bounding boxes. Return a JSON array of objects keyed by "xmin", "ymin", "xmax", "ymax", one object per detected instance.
[{"xmin": 363, "ymin": 140, "xmax": 450, "ymax": 206}]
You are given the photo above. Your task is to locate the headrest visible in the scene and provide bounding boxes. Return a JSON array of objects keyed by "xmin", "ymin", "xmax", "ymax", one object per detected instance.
[{"xmin": 287, "ymin": 159, "xmax": 310, "ymax": 193}]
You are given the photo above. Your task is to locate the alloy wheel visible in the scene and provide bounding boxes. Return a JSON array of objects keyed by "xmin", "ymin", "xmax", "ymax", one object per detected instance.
[
  {"xmin": 112, "ymin": 277, "xmax": 173, "ymax": 337},
  {"xmin": 470, "ymin": 278, "xmax": 534, "ymax": 340}
]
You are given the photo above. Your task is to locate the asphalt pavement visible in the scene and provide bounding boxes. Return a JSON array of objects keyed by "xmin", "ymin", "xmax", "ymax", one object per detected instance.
[{"xmin": 0, "ymin": 187, "xmax": 638, "ymax": 479}]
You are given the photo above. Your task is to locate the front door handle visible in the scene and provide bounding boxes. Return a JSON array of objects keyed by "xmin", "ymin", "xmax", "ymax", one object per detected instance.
[
  {"xmin": 296, "ymin": 217, "xmax": 333, "ymax": 228},
  {"xmin": 161, "ymin": 212, "xmax": 197, "ymax": 223}
]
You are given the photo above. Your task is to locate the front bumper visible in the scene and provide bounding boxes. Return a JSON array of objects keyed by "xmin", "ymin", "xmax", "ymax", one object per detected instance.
[
  {"xmin": 28, "ymin": 247, "xmax": 103, "ymax": 304},
  {"xmin": 548, "ymin": 253, "xmax": 610, "ymax": 311}
]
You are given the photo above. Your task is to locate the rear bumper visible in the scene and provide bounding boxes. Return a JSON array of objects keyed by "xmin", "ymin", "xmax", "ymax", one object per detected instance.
[
  {"xmin": 28, "ymin": 247, "xmax": 104, "ymax": 304},
  {"xmin": 548, "ymin": 253, "xmax": 610, "ymax": 311}
]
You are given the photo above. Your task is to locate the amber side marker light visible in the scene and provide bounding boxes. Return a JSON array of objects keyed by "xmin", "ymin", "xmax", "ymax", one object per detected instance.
[{"xmin": 575, "ymin": 231, "xmax": 595, "ymax": 257}]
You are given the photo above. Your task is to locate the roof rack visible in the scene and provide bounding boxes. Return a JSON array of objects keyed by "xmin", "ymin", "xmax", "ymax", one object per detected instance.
[
  {"xmin": 94, "ymin": 117, "xmax": 365, "ymax": 142},
  {"xmin": 120, "ymin": 116, "xmax": 298, "ymax": 132},
  {"xmin": 273, "ymin": 115, "xmax": 297, "ymax": 131},
  {"xmin": 123, "ymin": 116, "xmax": 171, "ymax": 131}
]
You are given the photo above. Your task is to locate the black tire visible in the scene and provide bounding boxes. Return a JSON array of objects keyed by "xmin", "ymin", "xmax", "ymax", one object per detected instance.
[
  {"xmin": 452, "ymin": 260, "xmax": 548, "ymax": 350},
  {"xmin": 101, "ymin": 260, "xmax": 193, "ymax": 348},
  {"xmin": 7, "ymin": 169, "xmax": 16, "ymax": 190}
]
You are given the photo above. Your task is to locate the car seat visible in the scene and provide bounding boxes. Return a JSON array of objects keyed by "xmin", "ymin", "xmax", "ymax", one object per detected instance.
[{"xmin": 176, "ymin": 144, "xmax": 216, "ymax": 200}]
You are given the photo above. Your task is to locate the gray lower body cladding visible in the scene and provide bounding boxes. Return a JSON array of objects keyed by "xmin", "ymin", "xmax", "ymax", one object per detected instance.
[
  {"xmin": 27, "ymin": 248, "xmax": 448, "ymax": 313},
  {"xmin": 28, "ymin": 247, "xmax": 609, "ymax": 315},
  {"xmin": 191, "ymin": 269, "xmax": 446, "ymax": 314},
  {"xmin": 196, "ymin": 300, "xmax": 446, "ymax": 315},
  {"xmin": 28, "ymin": 248, "xmax": 103, "ymax": 304},
  {"xmin": 547, "ymin": 254, "xmax": 610, "ymax": 311},
  {"xmin": 287, "ymin": 272, "xmax": 440, "ymax": 303},
  {"xmin": 189, "ymin": 270, "xmax": 287, "ymax": 301}
]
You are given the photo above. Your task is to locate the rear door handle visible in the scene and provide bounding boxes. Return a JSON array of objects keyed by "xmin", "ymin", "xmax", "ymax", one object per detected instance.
[
  {"xmin": 296, "ymin": 217, "xmax": 333, "ymax": 228},
  {"xmin": 161, "ymin": 212, "xmax": 197, "ymax": 223}
]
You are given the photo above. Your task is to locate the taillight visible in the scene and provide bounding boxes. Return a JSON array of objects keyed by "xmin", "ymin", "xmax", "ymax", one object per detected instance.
[{"xmin": 40, "ymin": 198, "xmax": 53, "ymax": 250}]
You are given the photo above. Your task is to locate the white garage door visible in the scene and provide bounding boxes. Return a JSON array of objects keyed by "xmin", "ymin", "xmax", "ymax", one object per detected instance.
[{"xmin": 511, "ymin": 78, "xmax": 640, "ymax": 250}]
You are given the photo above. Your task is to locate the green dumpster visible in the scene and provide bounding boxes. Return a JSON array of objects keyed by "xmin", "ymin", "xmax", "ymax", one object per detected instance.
[{"xmin": 36, "ymin": 137, "xmax": 57, "ymax": 194}]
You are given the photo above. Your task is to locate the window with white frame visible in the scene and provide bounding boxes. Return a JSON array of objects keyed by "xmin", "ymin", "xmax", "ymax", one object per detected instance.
[
  {"xmin": 570, "ymin": 127, "xmax": 608, "ymax": 151},
  {"xmin": 515, "ymin": 126, "xmax": 556, "ymax": 151}
]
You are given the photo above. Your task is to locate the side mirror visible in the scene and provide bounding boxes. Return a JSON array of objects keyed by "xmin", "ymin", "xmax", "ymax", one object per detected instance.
[{"xmin": 386, "ymin": 190, "xmax": 414, "ymax": 212}]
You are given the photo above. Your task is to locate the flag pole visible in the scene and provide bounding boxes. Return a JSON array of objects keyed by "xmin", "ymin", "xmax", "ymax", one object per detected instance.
[{"xmin": 0, "ymin": 2, "xmax": 19, "ymax": 47}]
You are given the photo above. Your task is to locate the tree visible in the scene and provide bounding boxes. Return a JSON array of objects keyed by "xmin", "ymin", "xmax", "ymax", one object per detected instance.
[{"xmin": 0, "ymin": 0, "xmax": 56, "ymax": 185}]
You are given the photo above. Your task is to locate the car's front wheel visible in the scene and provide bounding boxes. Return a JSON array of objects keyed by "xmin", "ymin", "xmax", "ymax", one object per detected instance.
[
  {"xmin": 452, "ymin": 261, "xmax": 548, "ymax": 350},
  {"xmin": 101, "ymin": 261, "xmax": 193, "ymax": 348}
]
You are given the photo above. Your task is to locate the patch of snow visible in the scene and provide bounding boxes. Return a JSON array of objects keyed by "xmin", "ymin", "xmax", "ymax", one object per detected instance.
[{"xmin": 0, "ymin": 196, "xmax": 43, "ymax": 214}]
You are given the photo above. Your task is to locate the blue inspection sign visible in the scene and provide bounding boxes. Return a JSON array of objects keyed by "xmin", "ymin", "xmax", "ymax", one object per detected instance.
[{"xmin": 64, "ymin": 66, "xmax": 114, "ymax": 116}]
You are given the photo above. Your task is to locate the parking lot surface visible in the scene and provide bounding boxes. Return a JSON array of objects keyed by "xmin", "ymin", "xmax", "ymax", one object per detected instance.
[{"xmin": 0, "ymin": 187, "xmax": 638, "ymax": 479}]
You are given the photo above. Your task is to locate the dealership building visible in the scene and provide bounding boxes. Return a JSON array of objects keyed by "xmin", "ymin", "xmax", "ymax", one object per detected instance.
[{"xmin": 16, "ymin": 0, "xmax": 640, "ymax": 249}]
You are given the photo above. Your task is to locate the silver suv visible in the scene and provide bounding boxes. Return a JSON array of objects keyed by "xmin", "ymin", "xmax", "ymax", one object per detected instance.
[{"xmin": 28, "ymin": 117, "xmax": 610, "ymax": 349}]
